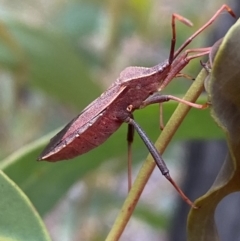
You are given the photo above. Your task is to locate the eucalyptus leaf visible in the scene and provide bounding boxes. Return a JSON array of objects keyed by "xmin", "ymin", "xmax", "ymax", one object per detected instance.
[
  {"xmin": 187, "ymin": 18, "xmax": 240, "ymax": 241},
  {"xmin": 0, "ymin": 170, "xmax": 51, "ymax": 241}
]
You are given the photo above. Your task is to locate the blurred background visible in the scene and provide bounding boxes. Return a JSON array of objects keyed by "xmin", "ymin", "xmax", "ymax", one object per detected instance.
[{"xmin": 0, "ymin": 0, "xmax": 239, "ymax": 240}]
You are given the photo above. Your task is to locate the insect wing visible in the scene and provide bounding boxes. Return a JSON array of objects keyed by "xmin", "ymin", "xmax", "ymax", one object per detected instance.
[{"xmin": 38, "ymin": 83, "xmax": 127, "ymax": 160}]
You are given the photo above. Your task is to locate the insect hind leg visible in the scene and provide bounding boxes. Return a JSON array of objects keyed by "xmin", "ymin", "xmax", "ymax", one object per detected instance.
[{"xmin": 124, "ymin": 116, "xmax": 197, "ymax": 208}]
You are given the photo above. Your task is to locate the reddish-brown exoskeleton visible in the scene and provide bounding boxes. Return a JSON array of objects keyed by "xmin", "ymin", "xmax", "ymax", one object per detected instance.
[{"xmin": 38, "ymin": 5, "xmax": 235, "ymax": 207}]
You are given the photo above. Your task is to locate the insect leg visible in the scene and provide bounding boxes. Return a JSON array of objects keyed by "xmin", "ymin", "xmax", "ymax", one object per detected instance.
[
  {"xmin": 125, "ymin": 116, "xmax": 197, "ymax": 208},
  {"xmin": 141, "ymin": 92, "xmax": 209, "ymax": 109},
  {"xmin": 175, "ymin": 73, "xmax": 195, "ymax": 81},
  {"xmin": 159, "ymin": 103, "xmax": 165, "ymax": 130},
  {"xmin": 127, "ymin": 122, "xmax": 134, "ymax": 191}
]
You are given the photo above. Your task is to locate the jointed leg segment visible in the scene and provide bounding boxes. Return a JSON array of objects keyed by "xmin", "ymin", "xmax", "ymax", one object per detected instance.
[
  {"xmin": 141, "ymin": 92, "xmax": 209, "ymax": 109},
  {"xmin": 124, "ymin": 116, "xmax": 197, "ymax": 208}
]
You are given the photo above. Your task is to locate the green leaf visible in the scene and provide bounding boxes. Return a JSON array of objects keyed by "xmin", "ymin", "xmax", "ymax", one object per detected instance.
[
  {"xmin": 0, "ymin": 170, "xmax": 51, "ymax": 241},
  {"xmin": 0, "ymin": 20, "xmax": 101, "ymax": 108},
  {"xmin": 53, "ymin": 2, "xmax": 101, "ymax": 39},
  {"xmin": 187, "ymin": 18, "xmax": 240, "ymax": 241}
]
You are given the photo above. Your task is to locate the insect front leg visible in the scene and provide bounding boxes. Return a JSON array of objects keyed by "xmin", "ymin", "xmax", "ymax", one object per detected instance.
[
  {"xmin": 123, "ymin": 115, "xmax": 197, "ymax": 208},
  {"xmin": 175, "ymin": 73, "xmax": 195, "ymax": 81}
]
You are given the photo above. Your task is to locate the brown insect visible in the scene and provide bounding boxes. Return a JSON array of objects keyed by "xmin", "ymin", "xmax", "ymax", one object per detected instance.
[{"xmin": 38, "ymin": 5, "xmax": 235, "ymax": 207}]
